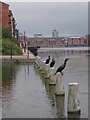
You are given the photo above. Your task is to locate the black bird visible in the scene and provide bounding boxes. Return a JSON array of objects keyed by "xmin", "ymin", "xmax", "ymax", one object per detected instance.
[
  {"xmin": 54, "ymin": 58, "xmax": 69, "ymax": 75},
  {"xmin": 45, "ymin": 56, "xmax": 51, "ymax": 64},
  {"xmin": 50, "ymin": 58, "xmax": 55, "ymax": 68}
]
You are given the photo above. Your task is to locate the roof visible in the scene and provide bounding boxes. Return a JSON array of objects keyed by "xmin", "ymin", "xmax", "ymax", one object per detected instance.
[
  {"xmin": 0, "ymin": 1, "xmax": 9, "ymax": 6},
  {"xmin": 69, "ymin": 37, "xmax": 82, "ymax": 39}
]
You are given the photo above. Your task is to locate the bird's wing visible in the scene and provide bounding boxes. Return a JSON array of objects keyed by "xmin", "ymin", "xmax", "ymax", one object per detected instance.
[
  {"xmin": 50, "ymin": 62, "xmax": 52, "ymax": 67},
  {"xmin": 58, "ymin": 64, "xmax": 65, "ymax": 72}
]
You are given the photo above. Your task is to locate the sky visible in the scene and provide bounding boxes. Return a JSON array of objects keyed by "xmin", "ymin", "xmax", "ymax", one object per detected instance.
[{"xmin": 1, "ymin": 1, "xmax": 88, "ymax": 37}]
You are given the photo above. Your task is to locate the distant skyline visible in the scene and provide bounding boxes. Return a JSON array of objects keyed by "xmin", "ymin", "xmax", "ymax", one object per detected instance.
[{"xmin": 6, "ymin": 2, "xmax": 88, "ymax": 37}]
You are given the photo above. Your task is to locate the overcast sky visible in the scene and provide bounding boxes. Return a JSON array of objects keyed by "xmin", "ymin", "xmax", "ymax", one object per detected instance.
[{"xmin": 3, "ymin": 2, "xmax": 88, "ymax": 37}]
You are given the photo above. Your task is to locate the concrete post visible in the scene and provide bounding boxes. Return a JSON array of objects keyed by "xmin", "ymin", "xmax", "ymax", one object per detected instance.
[
  {"xmin": 55, "ymin": 95, "xmax": 65, "ymax": 118},
  {"xmin": 35, "ymin": 56, "xmax": 38, "ymax": 66},
  {"xmin": 55, "ymin": 73, "xmax": 65, "ymax": 96},
  {"xmin": 42, "ymin": 60, "xmax": 46, "ymax": 70},
  {"xmin": 45, "ymin": 64, "xmax": 49, "ymax": 72},
  {"xmin": 49, "ymin": 67, "xmax": 56, "ymax": 85},
  {"xmin": 44, "ymin": 64, "xmax": 50, "ymax": 79},
  {"xmin": 39, "ymin": 58, "xmax": 43, "ymax": 71},
  {"xmin": 41, "ymin": 60, "xmax": 46, "ymax": 74},
  {"xmin": 67, "ymin": 83, "xmax": 81, "ymax": 113}
]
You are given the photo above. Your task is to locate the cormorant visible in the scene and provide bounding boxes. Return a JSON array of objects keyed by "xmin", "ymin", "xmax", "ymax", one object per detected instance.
[
  {"xmin": 54, "ymin": 58, "xmax": 69, "ymax": 75},
  {"xmin": 50, "ymin": 58, "xmax": 55, "ymax": 68},
  {"xmin": 45, "ymin": 56, "xmax": 51, "ymax": 64}
]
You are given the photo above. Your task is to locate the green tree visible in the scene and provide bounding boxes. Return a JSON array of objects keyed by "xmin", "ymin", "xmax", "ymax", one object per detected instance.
[{"xmin": 2, "ymin": 27, "xmax": 22, "ymax": 55}]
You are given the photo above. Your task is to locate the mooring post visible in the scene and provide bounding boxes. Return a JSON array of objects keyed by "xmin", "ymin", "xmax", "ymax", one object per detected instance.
[
  {"xmin": 44, "ymin": 64, "xmax": 50, "ymax": 79},
  {"xmin": 42, "ymin": 60, "xmax": 46, "ymax": 69},
  {"xmin": 55, "ymin": 73, "xmax": 65, "ymax": 96},
  {"xmin": 39, "ymin": 58, "xmax": 43, "ymax": 71},
  {"xmin": 67, "ymin": 83, "xmax": 81, "ymax": 114},
  {"xmin": 45, "ymin": 64, "xmax": 49, "ymax": 72},
  {"xmin": 41, "ymin": 60, "xmax": 46, "ymax": 74},
  {"xmin": 49, "ymin": 67, "xmax": 56, "ymax": 85},
  {"xmin": 35, "ymin": 56, "xmax": 38, "ymax": 65},
  {"xmin": 55, "ymin": 95, "xmax": 65, "ymax": 118},
  {"xmin": 37, "ymin": 56, "xmax": 41, "ymax": 68}
]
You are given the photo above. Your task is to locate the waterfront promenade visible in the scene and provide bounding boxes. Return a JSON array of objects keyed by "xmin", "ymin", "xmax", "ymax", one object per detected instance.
[{"xmin": 0, "ymin": 52, "xmax": 36, "ymax": 63}]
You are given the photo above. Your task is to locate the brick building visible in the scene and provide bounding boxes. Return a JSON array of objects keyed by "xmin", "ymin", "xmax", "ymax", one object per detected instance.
[
  {"xmin": 86, "ymin": 34, "xmax": 88, "ymax": 46},
  {"xmin": 67, "ymin": 37, "xmax": 85, "ymax": 47},
  {"xmin": 28, "ymin": 37, "xmax": 65, "ymax": 47},
  {"xmin": 0, "ymin": 2, "xmax": 9, "ymax": 28},
  {"xmin": 0, "ymin": 1, "xmax": 16, "ymax": 37}
]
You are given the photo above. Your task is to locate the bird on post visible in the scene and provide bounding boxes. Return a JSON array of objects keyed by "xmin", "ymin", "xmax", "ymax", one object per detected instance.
[
  {"xmin": 45, "ymin": 55, "xmax": 51, "ymax": 64},
  {"xmin": 50, "ymin": 58, "xmax": 55, "ymax": 68},
  {"xmin": 54, "ymin": 58, "xmax": 69, "ymax": 75}
]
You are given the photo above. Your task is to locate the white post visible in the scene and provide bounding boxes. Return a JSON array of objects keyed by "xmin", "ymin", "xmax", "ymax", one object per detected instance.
[
  {"xmin": 39, "ymin": 58, "xmax": 43, "ymax": 71},
  {"xmin": 45, "ymin": 64, "xmax": 49, "ymax": 72},
  {"xmin": 41, "ymin": 60, "xmax": 46, "ymax": 74},
  {"xmin": 37, "ymin": 56, "xmax": 41, "ymax": 68},
  {"xmin": 44, "ymin": 64, "xmax": 50, "ymax": 79},
  {"xmin": 49, "ymin": 67, "xmax": 56, "ymax": 85},
  {"xmin": 55, "ymin": 95, "xmax": 65, "ymax": 118},
  {"xmin": 42, "ymin": 60, "xmax": 46, "ymax": 70},
  {"xmin": 67, "ymin": 83, "xmax": 81, "ymax": 113},
  {"xmin": 35, "ymin": 56, "xmax": 40, "ymax": 67},
  {"xmin": 55, "ymin": 73, "xmax": 65, "ymax": 96},
  {"xmin": 35, "ymin": 56, "xmax": 38, "ymax": 65}
]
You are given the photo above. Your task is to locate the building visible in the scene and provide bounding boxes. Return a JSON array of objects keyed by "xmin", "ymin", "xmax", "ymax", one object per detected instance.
[
  {"xmin": 34, "ymin": 33, "xmax": 43, "ymax": 39},
  {"xmin": 67, "ymin": 37, "xmax": 84, "ymax": 47},
  {"xmin": 52, "ymin": 30, "xmax": 58, "ymax": 38},
  {"xmin": 0, "ymin": 1, "xmax": 16, "ymax": 37},
  {"xmin": 86, "ymin": 34, "xmax": 88, "ymax": 46},
  {"xmin": 28, "ymin": 37, "xmax": 65, "ymax": 47},
  {"xmin": 0, "ymin": 2, "xmax": 9, "ymax": 29}
]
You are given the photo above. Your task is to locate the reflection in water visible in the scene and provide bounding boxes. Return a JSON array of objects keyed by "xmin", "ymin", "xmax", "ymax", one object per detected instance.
[
  {"xmin": 39, "ymin": 70, "xmax": 57, "ymax": 115},
  {"xmin": 44, "ymin": 79, "xmax": 50, "ymax": 93},
  {"xmin": 38, "ymin": 49, "xmax": 88, "ymax": 118},
  {"xmin": 48, "ymin": 85, "xmax": 56, "ymax": 107},
  {"xmin": 67, "ymin": 50, "xmax": 88, "ymax": 56},
  {"xmin": 2, "ymin": 63, "xmax": 18, "ymax": 88},
  {"xmin": 55, "ymin": 95, "xmax": 65, "ymax": 118},
  {"xmin": 2, "ymin": 49, "xmax": 88, "ymax": 118},
  {"xmin": 68, "ymin": 112, "xmax": 80, "ymax": 119},
  {"xmin": 2, "ymin": 63, "xmax": 19, "ymax": 117},
  {"xmin": 38, "ymin": 50, "xmax": 88, "ymax": 60}
]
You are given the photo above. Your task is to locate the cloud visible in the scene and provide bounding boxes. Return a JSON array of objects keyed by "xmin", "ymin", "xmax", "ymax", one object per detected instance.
[{"xmin": 5, "ymin": 2, "xmax": 88, "ymax": 37}]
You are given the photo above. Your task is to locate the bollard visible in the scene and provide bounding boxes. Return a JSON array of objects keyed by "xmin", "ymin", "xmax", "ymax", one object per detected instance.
[
  {"xmin": 67, "ymin": 83, "xmax": 81, "ymax": 114},
  {"xmin": 35, "ymin": 56, "xmax": 40, "ymax": 67},
  {"xmin": 55, "ymin": 73, "xmax": 65, "ymax": 96},
  {"xmin": 41, "ymin": 60, "xmax": 46, "ymax": 74},
  {"xmin": 45, "ymin": 64, "xmax": 49, "ymax": 72},
  {"xmin": 37, "ymin": 57, "xmax": 41, "ymax": 68},
  {"xmin": 44, "ymin": 64, "xmax": 50, "ymax": 79},
  {"xmin": 35, "ymin": 56, "xmax": 38, "ymax": 65},
  {"xmin": 39, "ymin": 59, "xmax": 43, "ymax": 71},
  {"xmin": 55, "ymin": 95, "xmax": 65, "ymax": 118},
  {"xmin": 42, "ymin": 60, "xmax": 46, "ymax": 70},
  {"xmin": 49, "ymin": 67, "xmax": 56, "ymax": 85}
]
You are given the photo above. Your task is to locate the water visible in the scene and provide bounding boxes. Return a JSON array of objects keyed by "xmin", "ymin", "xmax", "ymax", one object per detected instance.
[{"xmin": 2, "ymin": 48, "xmax": 88, "ymax": 118}]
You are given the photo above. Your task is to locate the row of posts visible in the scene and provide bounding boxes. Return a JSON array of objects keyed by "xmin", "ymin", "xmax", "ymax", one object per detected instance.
[{"xmin": 35, "ymin": 56, "xmax": 81, "ymax": 117}]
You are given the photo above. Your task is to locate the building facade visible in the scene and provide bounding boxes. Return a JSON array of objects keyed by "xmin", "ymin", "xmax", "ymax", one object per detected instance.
[
  {"xmin": 28, "ymin": 37, "xmax": 65, "ymax": 47},
  {"xmin": 67, "ymin": 37, "xmax": 85, "ymax": 47},
  {"xmin": 86, "ymin": 34, "xmax": 88, "ymax": 46},
  {"xmin": 1, "ymin": 2, "xmax": 9, "ymax": 29},
  {"xmin": 0, "ymin": 1, "xmax": 16, "ymax": 37},
  {"xmin": 52, "ymin": 30, "xmax": 58, "ymax": 38}
]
